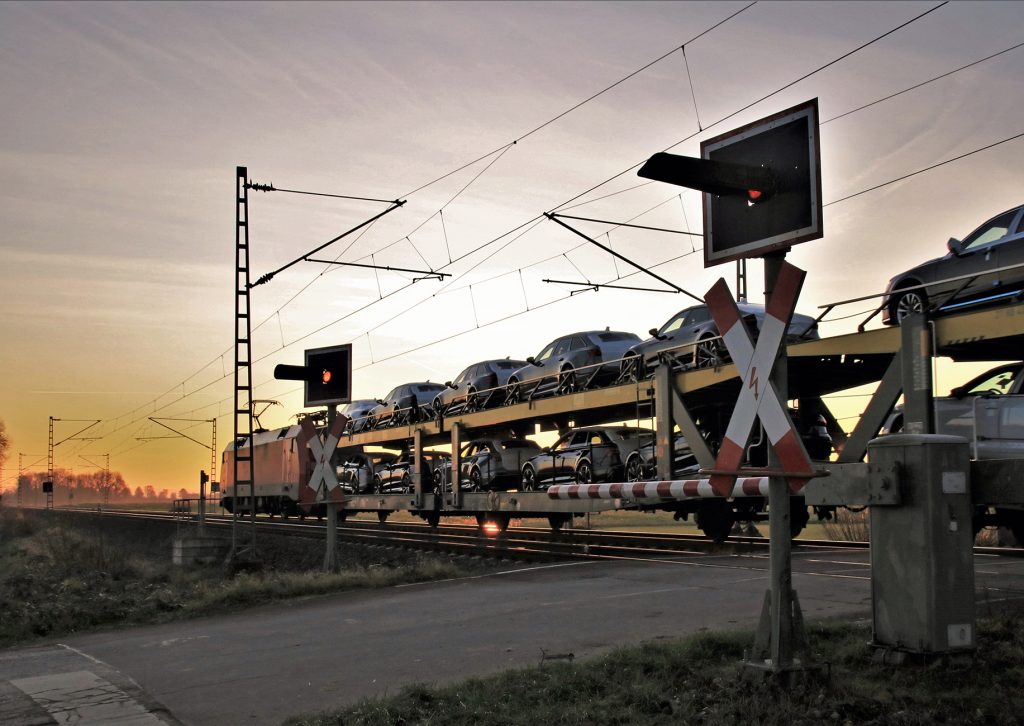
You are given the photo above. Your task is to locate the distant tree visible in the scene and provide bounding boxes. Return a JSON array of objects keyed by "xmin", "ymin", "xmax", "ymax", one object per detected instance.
[
  {"xmin": 144, "ymin": 485, "xmax": 157, "ymax": 500},
  {"xmin": 134, "ymin": 486, "xmax": 144, "ymax": 500},
  {"xmin": 0, "ymin": 419, "xmax": 9, "ymax": 473},
  {"xmin": 158, "ymin": 489, "xmax": 169, "ymax": 500},
  {"xmin": 177, "ymin": 488, "xmax": 189, "ymax": 500}
]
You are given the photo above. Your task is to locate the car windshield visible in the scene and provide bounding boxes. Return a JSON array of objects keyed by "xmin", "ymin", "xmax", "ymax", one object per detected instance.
[
  {"xmin": 963, "ymin": 368, "xmax": 1017, "ymax": 396},
  {"xmin": 536, "ymin": 343, "xmax": 557, "ymax": 360},
  {"xmin": 962, "ymin": 210, "xmax": 1018, "ymax": 251},
  {"xmin": 659, "ymin": 312, "xmax": 688, "ymax": 335},
  {"xmin": 502, "ymin": 440, "xmax": 539, "ymax": 450}
]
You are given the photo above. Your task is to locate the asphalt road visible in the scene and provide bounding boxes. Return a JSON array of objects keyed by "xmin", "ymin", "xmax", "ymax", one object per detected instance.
[{"xmin": 3, "ymin": 547, "xmax": 1023, "ymax": 725}]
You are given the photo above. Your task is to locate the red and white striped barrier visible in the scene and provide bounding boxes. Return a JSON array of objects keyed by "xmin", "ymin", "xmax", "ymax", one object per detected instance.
[
  {"xmin": 704, "ymin": 261, "xmax": 814, "ymax": 496},
  {"xmin": 546, "ymin": 477, "xmax": 770, "ymax": 501}
]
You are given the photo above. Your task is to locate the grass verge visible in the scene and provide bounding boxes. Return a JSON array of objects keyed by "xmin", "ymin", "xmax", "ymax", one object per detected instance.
[
  {"xmin": 0, "ymin": 508, "xmax": 480, "ymax": 647},
  {"xmin": 287, "ymin": 615, "xmax": 1024, "ymax": 726}
]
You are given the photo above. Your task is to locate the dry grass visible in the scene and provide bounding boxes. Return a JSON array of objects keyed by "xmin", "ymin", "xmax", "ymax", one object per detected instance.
[
  {"xmin": 0, "ymin": 509, "xmax": 475, "ymax": 646},
  {"xmin": 287, "ymin": 614, "xmax": 1024, "ymax": 726},
  {"xmin": 822, "ymin": 508, "xmax": 870, "ymax": 542}
]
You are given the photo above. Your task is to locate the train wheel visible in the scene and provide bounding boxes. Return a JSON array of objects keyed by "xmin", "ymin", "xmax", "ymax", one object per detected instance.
[
  {"xmin": 696, "ymin": 500, "xmax": 734, "ymax": 543},
  {"xmin": 790, "ymin": 497, "xmax": 810, "ymax": 539},
  {"xmin": 378, "ymin": 511, "xmax": 389, "ymax": 523},
  {"xmin": 548, "ymin": 515, "xmax": 569, "ymax": 531},
  {"xmin": 425, "ymin": 511, "xmax": 441, "ymax": 528},
  {"xmin": 999, "ymin": 508, "xmax": 1024, "ymax": 546}
]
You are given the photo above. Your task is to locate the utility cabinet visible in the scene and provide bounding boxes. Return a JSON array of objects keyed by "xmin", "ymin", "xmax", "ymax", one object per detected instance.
[{"xmin": 868, "ymin": 434, "xmax": 975, "ymax": 655}]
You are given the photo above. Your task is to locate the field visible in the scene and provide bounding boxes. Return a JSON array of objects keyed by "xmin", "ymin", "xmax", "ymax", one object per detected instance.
[
  {"xmin": 287, "ymin": 614, "xmax": 1024, "ymax": 726},
  {"xmin": 0, "ymin": 508, "xmax": 488, "ymax": 647}
]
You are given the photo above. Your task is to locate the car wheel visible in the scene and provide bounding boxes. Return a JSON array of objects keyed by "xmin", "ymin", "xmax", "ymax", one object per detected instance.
[
  {"xmin": 625, "ymin": 454, "xmax": 644, "ymax": 482},
  {"xmin": 464, "ymin": 387, "xmax": 480, "ymax": 413},
  {"xmin": 694, "ymin": 336, "xmax": 726, "ymax": 369},
  {"xmin": 401, "ymin": 473, "xmax": 413, "ymax": 494},
  {"xmin": 621, "ymin": 353, "xmax": 642, "ymax": 383},
  {"xmin": 892, "ymin": 288, "xmax": 928, "ymax": 323},
  {"xmin": 521, "ymin": 465, "xmax": 537, "ymax": 491},
  {"xmin": 432, "ymin": 468, "xmax": 445, "ymax": 495},
  {"xmin": 432, "ymin": 398, "xmax": 445, "ymax": 421},
  {"xmin": 470, "ymin": 467, "xmax": 484, "ymax": 492},
  {"xmin": 575, "ymin": 459, "xmax": 593, "ymax": 484},
  {"xmin": 372, "ymin": 475, "xmax": 383, "ymax": 494},
  {"xmin": 558, "ymin": 366, "xmax": 577, "ymax": 394},
  {"xmin": 505, "ymin": 379, "xmax": 522, "ymax": 406}
]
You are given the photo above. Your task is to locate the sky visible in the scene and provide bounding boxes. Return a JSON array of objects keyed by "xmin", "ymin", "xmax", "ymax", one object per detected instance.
[{"xmin": 1, "ymin": 0, "xmax": 1022, "ymax": 493}]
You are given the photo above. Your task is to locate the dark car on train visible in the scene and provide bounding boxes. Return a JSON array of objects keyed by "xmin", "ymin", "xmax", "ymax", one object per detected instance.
[
  {"xmin": 630, "ymin": 433, "xmax": 699, "ymax": 481},
  {"xmin": 337, "ymin": 451, "xmax": 398, "ymax": 494},
  {"xmin": 520, "ymin": 426, "xmax": 652, "ymax": 490},
  {"xmin": 883, "ymin": 203, "xmax": 1024, "ymax": 325},
  {"xmin": 504, "ymin": 330, "xmax": 641, "ymax": 404},
  {"xmin": 366, "ymin": 382, "xmax": 446, "ymax": 429},
  {"xmin": 619, "ymin": 302, "xmax": 818, "ymax": 381},
  {"xmin": 432, "ymin": 359, "xmax": 527, "ymax": 418},
  {"xmin": 373, "ymin": 449, "xmax": 450, "ymax": 493},
  {"xmin": 341, "ymin": 399, "xmax": 380, "ymax": 434},
  {"xmin": 433, "ymin": 437, "xmax": 542, "ymax": 492}
]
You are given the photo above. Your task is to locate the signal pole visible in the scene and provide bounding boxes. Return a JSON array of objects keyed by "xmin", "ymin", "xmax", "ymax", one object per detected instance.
[{"xmin": 48, "ymin": 417, "xmax": 101, "ymax": 509}]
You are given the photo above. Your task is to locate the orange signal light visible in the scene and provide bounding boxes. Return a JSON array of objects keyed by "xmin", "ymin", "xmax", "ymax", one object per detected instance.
[{"xmin": 321, "ymin": 369, "xmax": 332, "ymax": 384}]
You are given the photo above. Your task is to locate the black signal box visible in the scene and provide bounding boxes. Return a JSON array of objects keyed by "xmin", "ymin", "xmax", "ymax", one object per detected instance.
[
  {"xmin": 639, "ymin": 98, "xmax": 822, "ymax": 268},
  {"xmin": 42, "ymin": 481, "xmax": 53, "ymax": 493},
  {"xmin": 274, "ymin": 344, "xmax": 352, "ymax": 407}
]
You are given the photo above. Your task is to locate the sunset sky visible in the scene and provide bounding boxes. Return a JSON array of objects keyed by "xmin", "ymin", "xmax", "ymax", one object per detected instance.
[{"xmin": 2, "ymin": 1, "xmax": 1022, "ymax": 492}]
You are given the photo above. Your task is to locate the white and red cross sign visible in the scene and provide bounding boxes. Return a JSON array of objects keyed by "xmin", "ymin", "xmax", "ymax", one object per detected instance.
[
  {"xmin": 704, "ymin": 261, "xmax": 813, "ymax": 497},
  {"xmin": 298, "ymin": 415, "xmax": 348, "ymax": 509}
]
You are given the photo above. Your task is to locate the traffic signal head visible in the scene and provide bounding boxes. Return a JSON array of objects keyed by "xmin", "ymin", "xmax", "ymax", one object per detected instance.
[
  {"xmin": 274, "ymin": 344, "xmax": 352, "ymax": 407},
  {"xmin": 638, "ymin": 98, "xmax": 822, "ymax": 267},
  {"xmin": 700, "ymin": 98, "xmax": 822, "ymax": 266},
  {"xmin": 200, "ymin": 470, "xmax": 210, "ymax": 485}
]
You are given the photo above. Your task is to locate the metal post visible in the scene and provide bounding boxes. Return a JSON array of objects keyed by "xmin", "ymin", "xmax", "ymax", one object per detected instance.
[
  {"xmin": 413, "ymin": 428, "xmax": 425, "ymax": 509},
  {"xmin": 324, "ymin": 404, "xmax": 339, "ymax": 572},
  {"xmin": 450, "ymin": 423, "xmax": 463, "ymax": 508},
  {"xmin": 47, "ymin": 417, "xmax": 54, "ymax": 510},
  {"xmin": 899, "ymin": 313, "xmax": 934, "ymax": 435},
  {"xmin": 231, "ymin": 165, "xmax": 257, "ymax": 565},
  {"xmin": 748, "ymin": 251, "xmax": 812, "ymax": 677},
  {"xmin": 654, "ymin": 366, "xmax": 675, "ymax": 482},
  {"xmin": 198, "ymin": 470, "xmax": 207, "ymax": 535}
]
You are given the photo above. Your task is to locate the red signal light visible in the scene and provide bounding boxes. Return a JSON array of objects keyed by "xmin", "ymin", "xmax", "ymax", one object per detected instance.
[
  {"xmin": 747, "ymin": 189, "xmax": 763, "ymax": 202},
  {"xmin": 321, "ymin": 369, "xmax": 332, "ymax": 384}
]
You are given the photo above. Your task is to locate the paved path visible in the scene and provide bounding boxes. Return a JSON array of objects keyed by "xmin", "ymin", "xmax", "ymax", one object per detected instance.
[{"xmin": 3, "ymin": 547, "xmax": 1023, "ymax": 725}]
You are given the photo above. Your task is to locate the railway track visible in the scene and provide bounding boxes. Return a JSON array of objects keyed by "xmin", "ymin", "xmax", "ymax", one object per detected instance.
[{"xmin": 43, "ymin": 506, "xmax": 1024, "ymax": 562}]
